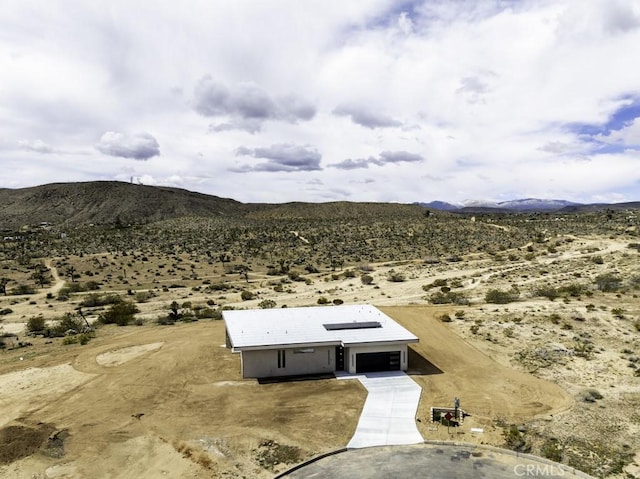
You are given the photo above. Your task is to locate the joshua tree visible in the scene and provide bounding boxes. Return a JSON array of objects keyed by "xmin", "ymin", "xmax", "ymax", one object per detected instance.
[
  {"xmin": 66, "ymin": 266, "xmax": 77, "ymax": 282},
  {"xmin": 219, "ymin": 253, "xmax": 231, "ymax": 270},
  {"xmin": 0, "ymin": 277, "xmax": 9, "ymax": 296},
  {"xmin": 31, "ymin": 264, "xmax": 50, "ymax": 288}
]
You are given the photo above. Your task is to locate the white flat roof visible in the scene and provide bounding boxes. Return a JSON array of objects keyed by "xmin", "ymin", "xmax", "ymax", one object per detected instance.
[{"xmin": 223, "ymin": 304, "xmax": 418, "ymax": 351}]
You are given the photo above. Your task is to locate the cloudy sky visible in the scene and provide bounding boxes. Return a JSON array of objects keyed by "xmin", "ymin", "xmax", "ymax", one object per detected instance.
[{"xmin": 2, "ymin": 0, "xmax": 640, "ymax": 204}]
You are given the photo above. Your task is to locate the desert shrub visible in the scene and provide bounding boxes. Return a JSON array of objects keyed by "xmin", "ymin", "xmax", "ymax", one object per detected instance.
[
  {"xmin": 579, "ymin": 389, "xmax": 603, "ymax": 402},
  {"xmin": 27, "ymin": 315, "xmax": 46, "ymax": 333},
  {"xmin": 287, "ymin": 271, "xmax": 304, "ymax": 282},
  {"xmin": 534, "ymin": 286, "xmax": 559, "ymax": 301},
  {"xmin": 198, "ymin": 306, "xmax": 222, "ymax": 319},
  {"xmin": 387, "ymin": 271, "xmax": 406, "ymax": 282},
  {"xmin": 258, "ymin": 299, "xmax": 277, "ymax": 309},
  {"xmin": 485, "ymin": 288, "xmax": 519, "ymax": 304},
  {"xmin": 0, "ymin": 308, "xmax": 13, "ymax": 316},
  {"xmin": 360, "ymin": 274, "xmax": 373, "ymax": 285},
  {"xmin": 592, "ymin": 255, "xmax": 604, "ymax": 264},
  {"xmin": 595, "ymin": 273, "xmax": 622, "ymax": 292},
  {"xmin": 240, "ymin": 290, "xmax": 255, "ymax": 301},
  {"xmin": 10, "ymin": 284, "xmax": 35, "ymax": 295},
  {"xmin": 317, "ymin": 296, "xmax": 329, "ymax": 305},
  {"xmin": 454, "ymin": 310, "xmax": 466, "ymax": 318},
  {"xmin": 157, "ymin": 315, "xmax": 175, "ymax": 325},
  {"xmin": 134, "ymin": 291, "xmax": 155, "ymax": 303},
  {"xmin": 48, "ymin": 313, "xmax": 86, "ymax": 337},
  {"xmin": 80, "ymin": 293, "xmax": 122, "ymax": 308},
  {"xmin": 273, "ymin": 284, "xmax": 284, "ymax": 292},
  {"xmin": 502, "ymin": 425, "xmax": 531, "ymax": 453},
  {"xmin": 549, "ymin": 313, "xmax": 561, "ymax": 324},
  {"xmin": 98, "ymin": 302, "xmax": 139, "ymax": 326},
  {"xmin": 439, "ymin": 314, "xmax": 452, "ymax": 322},
  {"xmin": 423, "ymin": 279, "xmax": 447, "ymax": 291},
  {"xmin": 540, "ymin": 438, "xmax": 563, "ymax": 462},
  {"xmin": 254, "ymin": 440, "xmax": 302, "ymax": 470},
  {"xmin": 332, "ymin": 298, "xmax": 344, "ymax": 305},
  {"xmin": 429, "ymin": 291, "xmax": 469, "ymax": 305},
  {"xmin": 557, "ymin": 282, "xmax": 587, "ymax": 297},
  {"xmin": 611, "ymin": 308, "xmax": 625, "ymax": 319},
  {"xmin": 343, "ymin": 269, "xmax": 356, "ymax": 278}
]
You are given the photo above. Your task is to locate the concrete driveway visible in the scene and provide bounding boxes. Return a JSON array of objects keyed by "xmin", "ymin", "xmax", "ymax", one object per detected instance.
[{"xmin": 337, "ymin": 371, "xmax": 424, "ymax": 448}]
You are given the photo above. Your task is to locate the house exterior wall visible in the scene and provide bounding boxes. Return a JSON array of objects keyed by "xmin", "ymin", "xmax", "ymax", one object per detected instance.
[
  {"xmin": 241, "ymin": 346, "xmax": 335, "ymax": 378},
  {"xmin": 347, "ymin": 344, "xmax": 409, "ymax": 374}
]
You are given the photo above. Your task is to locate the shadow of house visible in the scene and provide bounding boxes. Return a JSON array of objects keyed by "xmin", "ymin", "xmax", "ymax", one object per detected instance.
[{"xmin": 406, "ymin": 346, "xmax": 443, "ymax": 376}]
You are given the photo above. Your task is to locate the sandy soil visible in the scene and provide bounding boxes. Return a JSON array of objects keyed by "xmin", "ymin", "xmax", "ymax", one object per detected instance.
[
  {"xmin": 95, "ymin": 343, "xmax": 164, "ymax": 367},
  {"xmin": 1, "ymin": 232, "xmax": 639, "ymax": 477},
  {"xmin": 0, "ymin": 305, "xmax": 578, "ymax": 479}
]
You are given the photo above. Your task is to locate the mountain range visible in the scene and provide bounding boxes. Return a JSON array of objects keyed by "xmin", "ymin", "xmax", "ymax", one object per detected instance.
[
  {"xmin": 415, "ymin": 198, "xmax": 582, "ymax": 212},
  {"xmin": 0, "ymin": 181, "xmax": 639, "ymax": 230},
  {"xmin": 0, "ymin": 181, "xmax": 426, "ymax": 229}
]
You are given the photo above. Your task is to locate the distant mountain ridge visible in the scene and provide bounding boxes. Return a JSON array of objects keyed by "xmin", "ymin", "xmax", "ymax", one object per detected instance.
[
  {"xmin": 1, "ymin": 181, "xmax": 638, "ymax": 230},
  {"xmin": 416, "ymin": 198, "xmax": 582, "ymax": 212},
  {"xmin": 0, "ymin": 181, "xmax": 428, "ymax": 229}
]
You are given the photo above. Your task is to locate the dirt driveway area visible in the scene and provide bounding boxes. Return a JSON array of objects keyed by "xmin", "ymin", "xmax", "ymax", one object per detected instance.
[
  {"xmin": 0, "ymin": 306, "xmax": 572, "ymax": 478},
  {"xmin": 382, "ymin": 306, "xmax": 572, "ymax": 437}
]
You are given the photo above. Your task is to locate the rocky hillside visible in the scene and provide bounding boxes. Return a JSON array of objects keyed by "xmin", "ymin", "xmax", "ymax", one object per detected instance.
[
  {"xmin": 0, "ymin": 181, "xmax": 250, "ymax": 229},
  {"xmin": 0, "ymin": 181, "xmax": 430, "ymax": 229}
]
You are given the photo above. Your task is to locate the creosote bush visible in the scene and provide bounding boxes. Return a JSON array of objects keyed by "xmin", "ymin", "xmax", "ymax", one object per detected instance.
[
  {"xmin": 485, "ymin": 288, "xmax": 519, "ymax": 304},
  {"xmin": 98, "ymin": 301, "xmax": 139, "ymax": 326},
  {"xmin": 240, "ymin": 290, "xmax": 255, "ymax": 301},
  {"xmin": 27, "ymin": 315, "xmax": 46, "ymax": 333},
  {"xmin": 258, "ymin": 299, "xmax": 277, "ymax": 309},
  {"xmin": 429, "ymin": 291, "xmax": 469, "ymax": 305}
]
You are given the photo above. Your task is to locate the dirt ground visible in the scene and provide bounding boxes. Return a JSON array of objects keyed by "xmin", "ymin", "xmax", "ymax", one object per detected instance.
[
  {"xmin": 1, "ymin": 232, "xmax": 639, "ymax": 477},
  {"xmin": 0, "ymin": 306, "xmax": 574, "ymax": 479}
]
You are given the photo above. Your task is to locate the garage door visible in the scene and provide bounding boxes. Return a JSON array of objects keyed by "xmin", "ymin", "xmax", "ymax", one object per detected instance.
[{"xmin": 356, "ymin": 351, "xmax": 401, "ymax": 373}]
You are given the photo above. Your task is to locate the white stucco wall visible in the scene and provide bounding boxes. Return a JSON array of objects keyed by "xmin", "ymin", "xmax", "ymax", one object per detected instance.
[{"xmin": 241, "ymin": 346, "xmax": 335, "ymax": 378}]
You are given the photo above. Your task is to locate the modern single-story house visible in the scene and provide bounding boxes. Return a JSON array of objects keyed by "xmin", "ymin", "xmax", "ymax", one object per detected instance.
[{"xmin": 223, "ymin": 304, "xmax": 419, "ymax": 379}]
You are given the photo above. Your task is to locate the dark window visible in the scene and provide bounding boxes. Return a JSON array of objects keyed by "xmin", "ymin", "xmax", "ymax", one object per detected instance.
[{"xmin": 277, "ymin": 349, "xmax": 286, "ymax": 368}]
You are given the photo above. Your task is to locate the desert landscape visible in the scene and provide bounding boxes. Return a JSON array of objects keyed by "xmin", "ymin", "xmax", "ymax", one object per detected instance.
[{"xmin": 1, "ymin": 186, "xmax": 640, "ymax": 478}]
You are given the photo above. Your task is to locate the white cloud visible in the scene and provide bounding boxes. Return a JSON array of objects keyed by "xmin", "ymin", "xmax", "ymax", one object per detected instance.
[
  {"xmin": 96, "ymin": 132, "xmax": 160, "ymax": 160},
  {"xmin": 2, "ymin": 0, "xmax": 640, "ymax": 204},
  {"xmin": 18, "ymin": 139, "xmax": 54, "ymax": 154},
  {"xmin": 596, "ymin": 118, "xmax": 640, "ymax": 147},
  {"xmin": 234, "ymin": 144, "xmax": 322, "ymax": 172}
]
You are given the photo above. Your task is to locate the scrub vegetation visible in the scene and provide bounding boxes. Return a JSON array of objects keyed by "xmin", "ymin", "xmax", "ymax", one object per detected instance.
[{"xmin": 1, "ymin": 183, "xmax": 639, "ymax": 477}]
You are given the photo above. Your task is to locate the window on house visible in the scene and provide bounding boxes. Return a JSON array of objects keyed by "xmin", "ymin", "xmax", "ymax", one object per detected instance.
[
  {"xmin": 293, "ymin": 348, "xmax": 314, "ymax": 354},
  {"xmin": 277, "ymin": 349, "xmax": 286, "ymax": 368}
]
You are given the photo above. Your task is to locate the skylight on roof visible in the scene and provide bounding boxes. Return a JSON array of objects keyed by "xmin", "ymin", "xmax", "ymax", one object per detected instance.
[{"xmin": 323, "ymin": 321, "xmax": 382, "ymax": 331}]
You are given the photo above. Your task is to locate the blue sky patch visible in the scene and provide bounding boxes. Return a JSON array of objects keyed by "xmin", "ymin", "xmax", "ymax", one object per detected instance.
[{"xmin": 569, "ymin": 96, "xmax": 640, "ymax": 137}]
